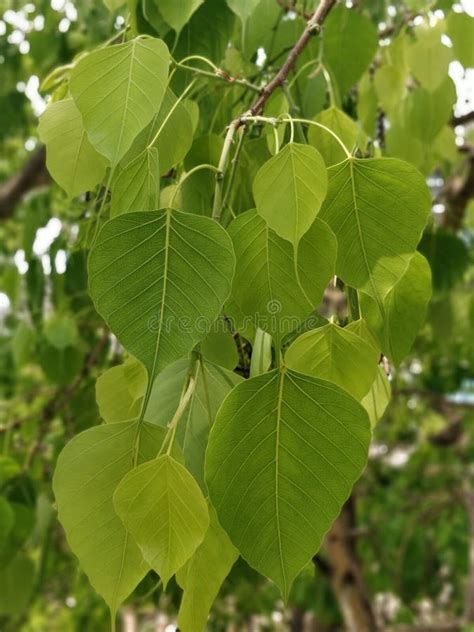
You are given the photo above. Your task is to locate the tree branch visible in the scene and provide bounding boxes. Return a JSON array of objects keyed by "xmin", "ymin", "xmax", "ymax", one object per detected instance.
[{"xmin": 0, "ymin": 146, "xmax": 50, "ymax": 220}]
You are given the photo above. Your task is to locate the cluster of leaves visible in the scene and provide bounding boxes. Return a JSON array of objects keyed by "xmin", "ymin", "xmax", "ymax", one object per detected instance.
[{"xmin": 0, "ymin": 0, "xmax": 473, "ymax": 629}]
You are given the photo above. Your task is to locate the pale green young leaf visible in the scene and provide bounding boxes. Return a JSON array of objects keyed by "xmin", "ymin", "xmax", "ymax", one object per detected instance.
[
  {"xmin": 308, "ymin": 107, "xmax": 358, "ymax": 167},
  {"xmin": 88, "ymin": 210, "xmax": 235, "ymax": 381},
  {"xmin": 250, "ymin": 328, "xmax": 273, "ymax": 377},
  {"xmin": 96, "ymin": 358, "xmax": 147, "ymax": 423},
  {"xmin": 176, "ymin": 507, "xmax": 239, "ymax": 632},
  {"xmin": 357, "ymin": 73, "xmax": 378, "ymax": 137},
  {"xmin": 406, "ymin": 25, "xmax": 452, "ymax": 91},
  {"xmin": 374, "ymin": 66, "xmax": 406, "ymax": 113},
  {"xmin": 361, "ymin": 366, "xmax": 391, "ymax": 428},
  {"xmin": 206, "ymin": 368, "xmax": 371, "ymax": 599},
  {"xmin": 145, "ymin": 356, "xmax": 242, "ymax": 489},
  {"xmin": 253, "ymin": 143, "xmax": 328, "ymax": 245},
  {"xmin": 38, "ymin": 98, "xmax": 108, "ymax": 198},
  {"xmin": 122, "ymin": 89, "xmax": 194, "ymax": 176},
  {"xmin": 447, "ymin": 11, "xmax": 474, "ymax": 68},
  {"xmin": 70, "ymin": 37, "xmax": 170, "ymax": 166},
  {"xmin": 359, "ymin": 252, "xmax": 432, "ymax": 366},
  {"xmin": 111, "ymin": 147, "xmax": 160, "ymax": 216},
  {"xmin": 229, "ymin": 210, "xmax": 336, "ymax": 341},
  {"xmin": 345, "ymin": 318, "xmax": 380, "ymax": 353},
  {"xmin": 285, "ymin": 323, "xmax": 379, "ymax": 400},
  {"xmin": 43, "ymin": 315, "xmax": 78, "ymax": 350},
  {"xmin": 319, "ymin": 158, "xmax": 431, "ymax": 302},
  {"xmin": 158, "ymin": 0, "xmax": 204, "ymax": 34},
  {"xmin": 53, "ymin": 421, "xmax": 167, "ymax": 615},
  {"xmin": 323, "ymin": 6, "xmax": 378, "ymax": 97},
  {"xmin": 403, "ymin": 77, "xmax": 457, "ymax": 143},
  {"xmin": 113, "ymin": 455, "xmax": 209, "ymax": 587}
]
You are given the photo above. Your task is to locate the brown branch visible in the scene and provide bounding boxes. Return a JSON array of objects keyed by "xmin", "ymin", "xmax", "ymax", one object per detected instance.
[
  {"xmin": 452, "ymin": 110, "xmax": 474, "ymax": 127},
  {"xmin": 0, "ymin": 146, "xmax": 50, "ymax": 220}
]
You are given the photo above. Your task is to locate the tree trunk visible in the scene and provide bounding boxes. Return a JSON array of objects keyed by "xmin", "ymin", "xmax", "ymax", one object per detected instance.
[{"xmin": 318, "ymin": 495, "xmax": 379, "ymax": 632}]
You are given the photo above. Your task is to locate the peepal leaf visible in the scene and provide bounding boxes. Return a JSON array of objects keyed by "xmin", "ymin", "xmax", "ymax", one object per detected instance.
[
  {"xmin": 113, "ymin": 455, "xmax": 209, "ymax": 587},
  {"xmin": 253, "ymin": 143, "xmax": 328, "ymax": 245},
  {"xmin": 285, "ymin": 323, "xmax": 379, "ymax": 400},
  {"xmin": 361, "ymin": 366, "xmax": 391, "ymax": 428},
  {"xmin": 176, "ymin": 507, "xmax": 238, "ymax": 632},
  {"xmin": 111, "ymin": 147, "xmax": 160, "ymax": 216},
  {"xmin": 308, "ymin": 107, "xmax": 358, "ymax": 167},
  {"xmin": 229, "ymin": 210, "xmax": 336, "ymax": 341},
  {"xmin": 70, "ymin": 37, "xmax": 170, "ymax": 166},
  {"xmin": 206, "ymin": 368, "xmax": 370, "ymax": 599},
  {"xmin": 53, "ymin": 421, "xmax": 167, "ymax": 615},
  {"xmin": 38, "ymin": 98, "xmax": 108, "ymax": 198},
  {"xmin": 159, "ymin": 0, "xmax": 204, "ymax": 34},
  {"xmin": 88, "ymin": 210, "xmax": 235, "ymax": 380},
  {"xmin": 319, "ymin": 158, "xmax": 431, "ymax": 302}
]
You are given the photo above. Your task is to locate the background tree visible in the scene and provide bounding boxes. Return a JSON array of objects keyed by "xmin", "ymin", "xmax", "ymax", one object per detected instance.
[{"xmin": 0, "ymin": 1, "xmax": 473, "ymax": 631}]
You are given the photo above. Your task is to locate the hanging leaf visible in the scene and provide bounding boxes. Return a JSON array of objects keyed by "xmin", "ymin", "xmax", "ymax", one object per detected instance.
[
  {"xmin": 226, "ymin": 0, "xmax": 260, "ymax": 23},
  {"xmin": 361, "ymin": 366, "xmax": 391, "ymax": 428},
  {"xmin": 319, "ymin": 158, "xmax": 431, "ymax": 302},
  {"xmin": 88, "ymin": 210, "xmax": 235, "ymax": 381},
  {"xmin": 285, "ymin": 322, "xmax": 379, "ymax": 400},
  {"xmin": 70, "ymin": 37, "xmax": 170, "ymax": 166},
  {"xmin": 359, "ymin": 252, "xmax": 432, "ymax": 365},
  {"xmin": 200, "ymin": 330, "xmax": 239, "ymax": 370},
  {"xmin": 53, "ymin": 421, "xmax": 167, "ymax": 615},
  {"xmin": 95, "ymin": 358, "xmax": 147, "ymax": 423},
  {"xmin": 206, "ymin": 368, "xmax": 371, "ymax": 599},
  {"xmin": 447, "ymin": 11, "xmax": 474, "ymax": 69},
  {"xmin": 403, "ymin": 77, "xmax": 456, "ymax": 143},
  {"xmin": 111, "ymin": 147, "xmax": 160, "ymax": 216},
  {"xmin": 176, "ymin": 507, "xmax": 239, "ymax": 632},
  {"xmin": 406, "ymin": 25, "xmax": 452, "ymax": 91},
  {"xmin": 113, "ymin": 455, "xmax": 209, "ymax": 587},
  {"xmin": 253, "ymin": 143, "xmax": 328, "ymax": 246},
  {"xmin": 145, "ymin": 356, "xmax": 242, "ymax": 488},
  {"xmin": 308, "ymin": 107, "xmax": 358, "ymax": 167},
  {"xmin": 229, "ymin": 210, "xmax": 336, "ymax": 342},
  {"xmin": 38, "ymin": 98, "xmax": 108, "ymax": 198},
  {"xmin": 323, "ymin": 6, "xmax": 378, "ymax": 97},
  {"xmin": 158, "ymin": 0, "xmax": 204, "ymax": 34}
]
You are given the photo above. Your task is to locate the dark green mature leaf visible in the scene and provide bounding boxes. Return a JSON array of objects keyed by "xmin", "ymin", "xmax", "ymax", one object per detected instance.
[
  {"xmin": 38, "ymin": 98, "xmax": 108, "ymax": 197},
  {"xmin": 70, "ymin": 37, "xmax": 170, "ymax": 166},
  {"xmin": 88, "ymin": 210, "xmax": 235, "ymax": 380},
  {"xmin": 229, "ymin": 210, "xmax": 336, "ymax": 341},
  {"xmin": 323, "ymin": 6, "xmax": 378, "ymax": 97},
  {"xmin": 285, "ymin": 323, "xmax": 379, "ymax": 399},
  {"xmin": 206, "ymin": 368, "xmax": 371, "ymax": 599},
  {"xmin": 360, "ymin": 252, "xmax": 432, "ymax": 366},
  {"xmin": 0, "ymin": 555, "xmax": 35, "ymax": 616},
  {"xmin": 253, "ymin": 143, "xmax": 328, "ymax": 245},
  {"xmin": 53, "ymin": 421, "xmax": 167, "ymax": 615},
  {"xmin": 113, "ymin": 455, "xmax": 209, "ymax": 587},
  {"xmin": 319, "ymin": 158, "xmax": 431, "ymax": 302},
  {"xmin": 177, "ymin": 507, "xmax": 239, "ymax": 632}
]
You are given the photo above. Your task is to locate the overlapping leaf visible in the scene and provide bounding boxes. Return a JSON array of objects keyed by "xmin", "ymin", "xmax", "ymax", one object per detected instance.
[
  {"xmin": 206, "ymin": 368, "xmax": 371, "ymax": 599},
  {"xmin": 88, "ymin": 210, "xmax": 235, "ymax": 380},
  {"xmin": 111, "ymin": 147, "xmax": 160, "ymax": 216}
]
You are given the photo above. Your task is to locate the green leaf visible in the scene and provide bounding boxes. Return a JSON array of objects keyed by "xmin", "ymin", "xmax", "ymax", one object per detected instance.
[
  {"xmin": 0, "ymin": 498, "xmax": 15, "ymax": 555},
  {"xmin": 253, "ymin": 143, "xmax": 328, "ymax": 246},
  {"xmin": 406, "ymin": 24, "xmax": 452, "ymax": 91},
  {"xmin": 201, "ymin": 330, "xmax": 239, "ymax": 370},
  {"xmin": 70, "ymin": 37, "xmax": 170, "ymax": 166},
  {"xmin": 226, "ymin": 0, "xmax": 260, "ymax": 23},
  {"xmin": 319, "ymin": 158, "xmax": 431, "ymax": 302},
  {"xmin": 113, "ymin": 455, "xmax": 209, "ymax": 587},
  {"xmin": 250, "ymin": 328, "xmax": 273, "ymax": 377},
  {"xmin": 53, "ymin": 421, "xmax": 167, "ymax": 614},
  {"xmin": 323, "ymin": 6, "xmax": 378, "ymax": 97},
  {"xmin": 419, "ymin": 229, "xmax": 469, "ymax": 292},
  {"xmin": 43, "ymin": 314, "xmax": 78, "ymax": 349},
  {"xmin": 11, "ymin": 321, "xmax": 35, "ymax": 367},
  {"xmin": 122, "ymin": 88, "xmax": 194, "ymax": 176},
  {"xmin": 447, "ymin": 11, "xmax": 474, "ymax": 68},
  {"xmin": 158, "ymin": 0, "xmax": 204, "ymax": 34},
  {"xmin": 229, "ymin": 210, "xmax": 336, "ymax": 341},
  {"xmin": 96, "ymin": 358, "xmax": 147, "ymax": 423},
  {"xmin": 360, "ymin": 252, "xmax": 431, "ymax": 365},
  {"xmin": 38, "ymin": 98, "xmax": 108, "ymax": 197},
  {"xmin": 88, "ymin": 210, "xmax": 235, "ymax": 381},
  {"xmin": 374, "ymin": 66, "xmax": 406, "ymax": 113},
  {"xmin": 285, "ymin": 323, "xmax": 379, "ymax": 400},
  {"xmin": 357, "ymin": 73, "xmax": 378, "ymax": 137},
  {"xmin": 206, "ymin": 368, "xmax": 371, "ymax": 599},
  {"xmin": 176, "ymin": 507, "xmax": 238, "ymax": 632},
  {"xmin": 0, "ymin": 555, "xmax": 35, "ymax": 616},
  {"xmin": 111, "ymin": 147, "xmax": 160, "ymax": 216},
  {"xmin": 403, "ymin": 77, "xmax": 456, "ymax": 143},
  {"xmin": 145, "ymin": 356, "xmax": 243, "ymax": 489},
  {"xmin": 308, "ymin": 107, "xmax": 358, "ymax": 167},
  {"xmin": 361, "ymin": 366, "xmax": 391, "ymax": 428}
]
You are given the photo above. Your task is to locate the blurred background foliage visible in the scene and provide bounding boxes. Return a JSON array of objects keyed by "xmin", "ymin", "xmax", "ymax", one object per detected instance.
[{"xmin": 0, "ymin": 0, "xmax": 473, "ymax": 630}]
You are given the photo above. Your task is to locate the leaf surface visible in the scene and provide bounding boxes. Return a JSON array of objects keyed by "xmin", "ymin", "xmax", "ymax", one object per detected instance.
[
  {"xmin": 308, "ymin": 107, "xmax": 358, "ymax": 167},
  {"xmin": 111, "ymin": 147, "xmax": 160, "ymax": 216}
]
